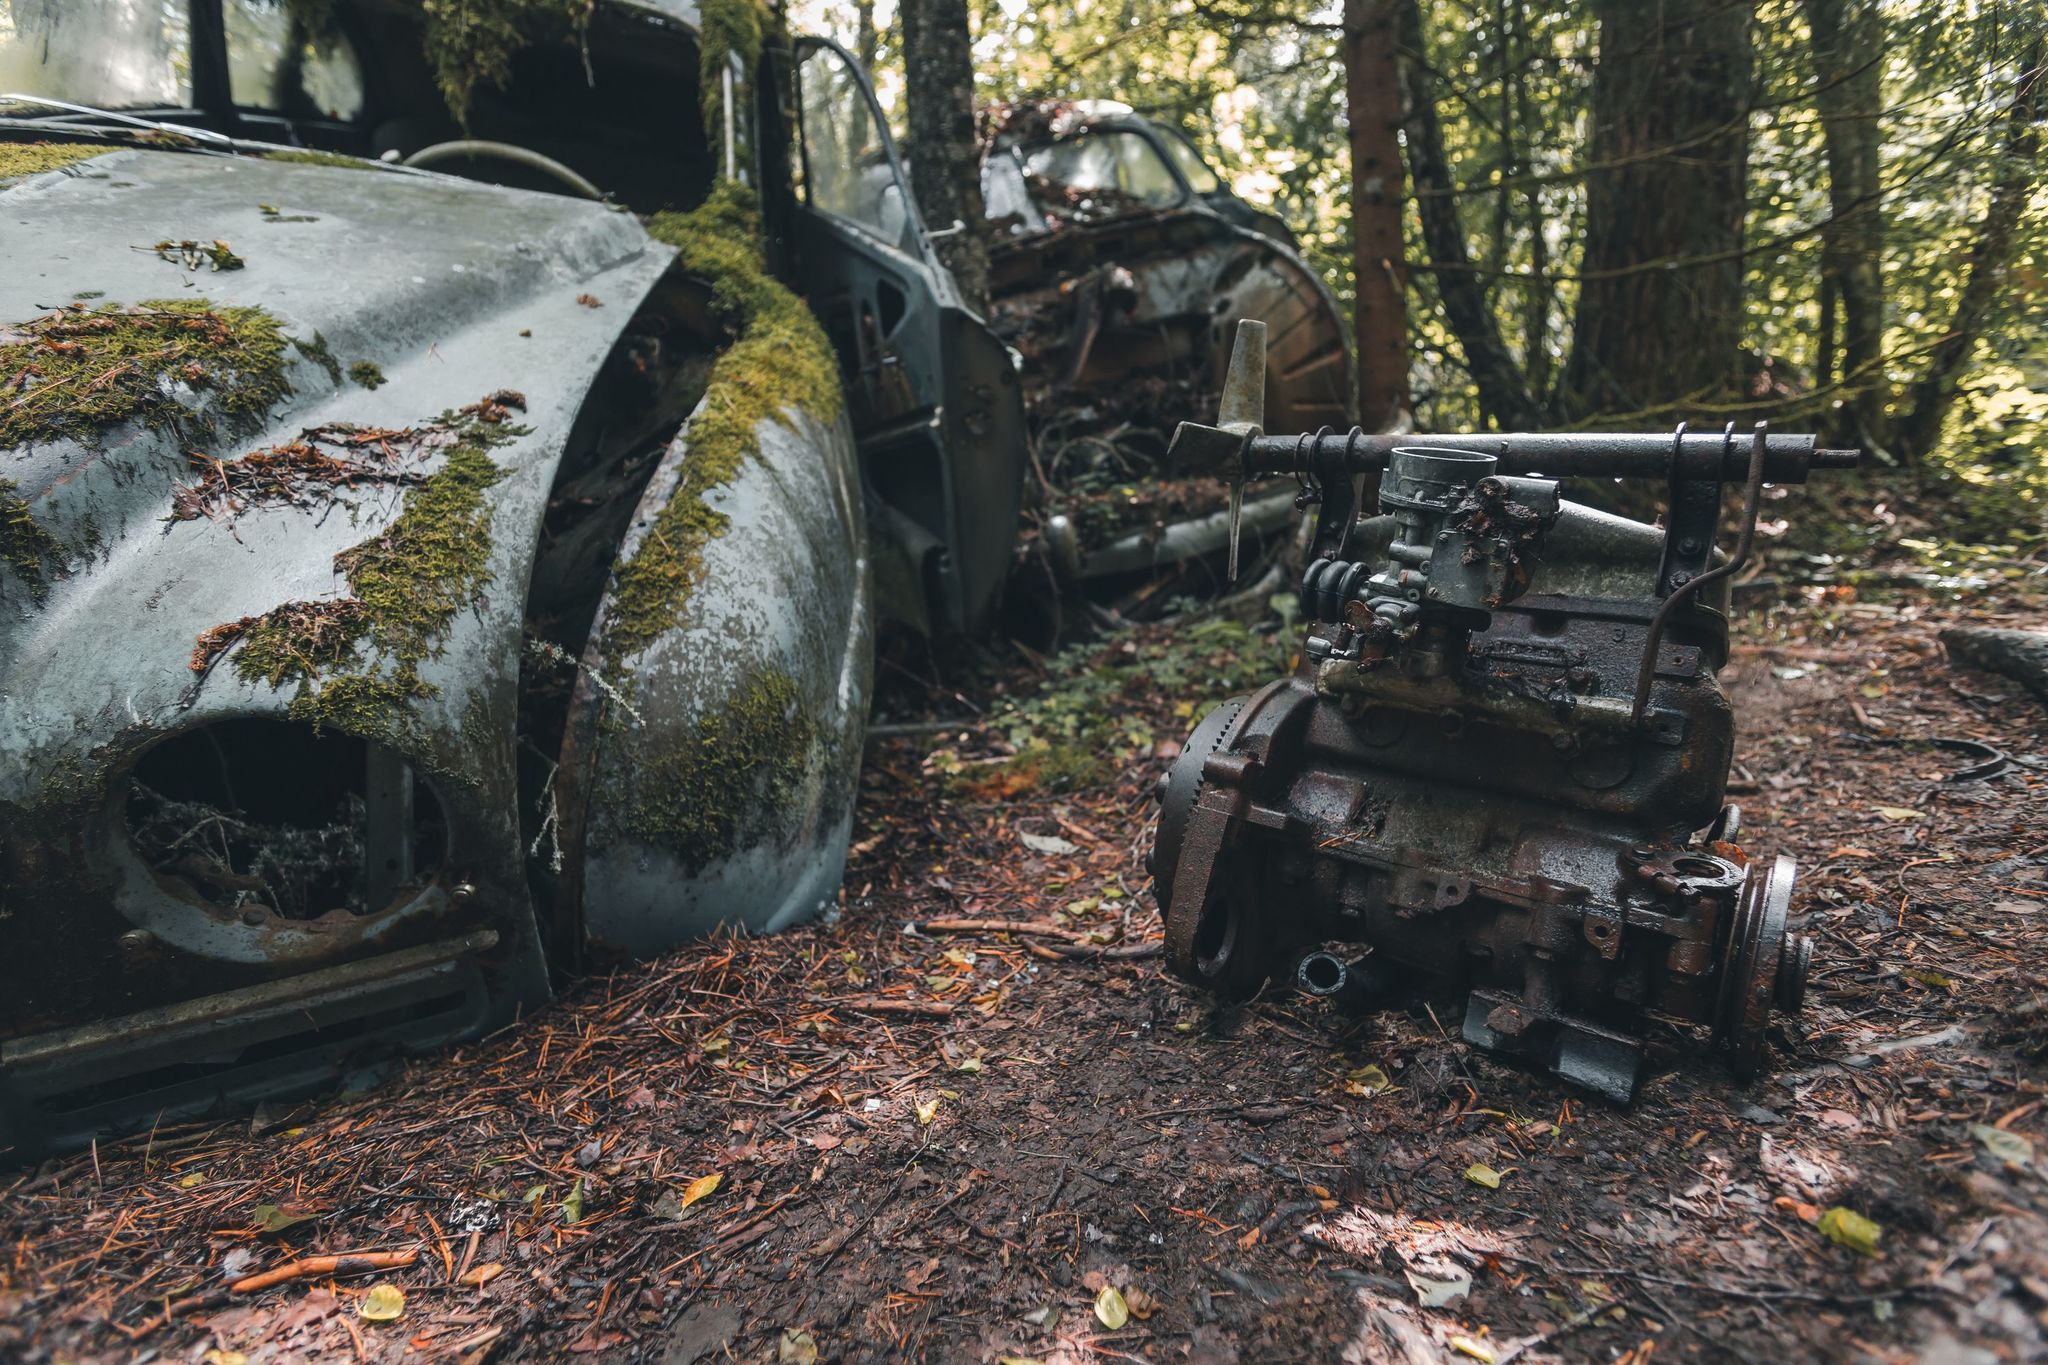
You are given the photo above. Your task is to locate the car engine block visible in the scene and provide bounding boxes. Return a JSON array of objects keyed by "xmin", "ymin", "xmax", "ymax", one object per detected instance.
[{"xmin": 1151, "ymin": 322, "xmax": 1857, "ymax": 1101}]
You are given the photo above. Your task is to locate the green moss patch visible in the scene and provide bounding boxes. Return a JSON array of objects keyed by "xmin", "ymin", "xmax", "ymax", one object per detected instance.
[
  {"xmin": 350, "ymin": 359, "xmax": 387, "ymax": 389},
  {"xmin": 606, "ymin": 182, "xmax": 841, "ymax": 663},
  {"xmin": 0, "ymin": 478, "xmax": 64, "ymax": 605},
  {"xmin": 0, "ymin": 300, "xmax": 291, "ymax": 451},
  {"xmin": 0, "ymin": 141, "xmax": 107, "ymax": 184},
  {"xmin": 262, "ymin": 148, "xmax": 377, "ymax": 169},
  {"xmin": 625, "ymin": 665, "xmax": 816, "ymax": 868},
  {"xmin": 418, "ymin": 0, "xmax": 597, "ymax": 120},
  {"xmin": 192, "ymin": 392, "xmax": 526, "ymax": 734},
  {"xmin": 698, "ymin": 0, "xmax": 767, "ymax": 138}
]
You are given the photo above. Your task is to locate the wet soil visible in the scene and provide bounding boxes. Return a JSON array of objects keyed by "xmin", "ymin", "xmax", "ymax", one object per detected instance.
[{"xmin": 3, "ymin": 586, "xmax": 2046, "ymax": 1365}]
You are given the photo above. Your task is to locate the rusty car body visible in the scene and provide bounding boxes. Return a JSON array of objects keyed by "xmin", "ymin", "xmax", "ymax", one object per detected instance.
[
  {"xmin": 979, "ymin": 100, "xmax": 1352, "ymax": 615},
  {"xmin": 0, "ymin": 0, "xmax": 1024, "ymax": 1153}
]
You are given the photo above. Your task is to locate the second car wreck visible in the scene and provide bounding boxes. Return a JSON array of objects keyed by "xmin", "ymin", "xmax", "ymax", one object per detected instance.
[
  {"xmin": 979, "ymin": 100, "xmax": 1355, "ymax": 620},
  {"xmin": 0, "ymin": 0, "xmax": 1025, "ymax": 1153}
]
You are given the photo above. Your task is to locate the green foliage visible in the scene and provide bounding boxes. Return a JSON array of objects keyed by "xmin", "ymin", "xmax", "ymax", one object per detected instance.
[
  {"xmin": 608, "ymin": 182, "xmax": 842, "ymax": 663},
  {"xmin": 953, "ymin": 615, "xmax": 1293, "ymax": 796},
  {"xmin": 350, "ymin": 359, "xmax": 387, "ymax": 389},
  {"xmin": 416, "ymin": 0, "xmax": 596, "ymax": 119},
  {"xmin": 0, "ymin": 300, "xmax": 292, "ymax": 451},
  {"xmin": 627, "ymin": 666, "xmax": 818, "ymax": 868}
]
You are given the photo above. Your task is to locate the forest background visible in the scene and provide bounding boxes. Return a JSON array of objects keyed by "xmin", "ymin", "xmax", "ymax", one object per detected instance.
[{"xmin": 799, "ymin": 0, "xmax": 2046, "ymax": 571}]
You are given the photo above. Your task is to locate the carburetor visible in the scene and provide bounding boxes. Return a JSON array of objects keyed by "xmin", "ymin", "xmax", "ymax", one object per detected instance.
[{"xmin": 1151, "ymin": 322, "xmax": 1856, "ymax": 1101}]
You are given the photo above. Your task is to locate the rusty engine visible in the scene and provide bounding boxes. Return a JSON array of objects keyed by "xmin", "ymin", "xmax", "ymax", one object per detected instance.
[{"xmin": 1150, "ymin": 323, "xmax": 1858, "ymax": 1101}]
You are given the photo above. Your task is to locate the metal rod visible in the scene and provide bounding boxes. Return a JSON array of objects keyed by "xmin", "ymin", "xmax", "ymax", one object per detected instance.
[
  {"xmin": 1628, "ymin": 422, "xmax": 1771, "ymax": 727},
  {"xmin": 1243, "ymin": 428, "xmax": 1853, "ymax": 484}
]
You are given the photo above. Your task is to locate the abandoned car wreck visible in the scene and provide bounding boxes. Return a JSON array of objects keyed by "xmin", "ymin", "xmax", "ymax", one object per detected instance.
[
  {"xmin": 978, "ymin": 100, "xmax": 1354, "ymax": 621},
  {"xmin": 0, "ymin": 0, "xmax": 1025, "ymax": 1154}
]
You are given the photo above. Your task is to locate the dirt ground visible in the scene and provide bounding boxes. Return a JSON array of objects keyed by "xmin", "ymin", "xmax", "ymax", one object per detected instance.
[{"xmin": 3, "ymin": 580, "xmax": 2046, "ymax": 1365}]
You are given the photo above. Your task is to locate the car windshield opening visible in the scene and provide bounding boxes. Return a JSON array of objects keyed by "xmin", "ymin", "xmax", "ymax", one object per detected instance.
[
  {"xmin": 0, "ymin": 0, "xmax": 193, "ymax": 110},
  {"xmin": 1021, "ymin": 129, "xmax": 1184, "ymax": 219}
]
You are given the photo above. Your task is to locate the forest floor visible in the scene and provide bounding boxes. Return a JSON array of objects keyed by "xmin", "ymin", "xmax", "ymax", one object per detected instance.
[{"xmin": 4, "ymin": 561, "xmax": 2048, "ymax": 1365}]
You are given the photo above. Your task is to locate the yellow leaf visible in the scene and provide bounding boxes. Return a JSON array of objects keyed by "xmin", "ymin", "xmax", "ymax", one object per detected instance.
[
  {"xmin": 953, "ymin": 1056, "xmax": 984, "ymax": 1074},
  {"xmin": 1876, "ymin": 806, "xmax": 1924, "ymax": 822},
  {"xmin": 457, "ymin": 1261, "xmax": 504, "ymax": 1287},
  {"xmin": 1093, "ymin": 1285, "xmax": 1129, "ymax": 1330},
  {"xmin": 701, "ymin": 1035, "xmax": 731, "ymax": 1057},
  {"xmin": 681, "ymin": 1172, "xmax": 724, "ymax": 1209},
  {"xmin": 1450, "ymin": 1334, "xmax": 1496, "ymax": 1362},
  {"xmin": 1464, "ymin": 1162, "xmax": 1502, "ymax": 1190},
  {"xmin": 359, "ymin": 1283, "xmax": 405, "ymax": 1322},
  {"xmin": 203, "ymin": 1352, "xmax": 248, "ymax": 1365},
  {"xmin": 778, "ymin": 1329, "xmax": 818, "ymax": 1364},
  {"xmin": 178, "ymin": 1171, "xmax": 207, "ymax": 1189},
  {"xmin": 1818, "ymin": 1206, "xmax": 1882, "ymax": 1257},
  {"xmin": 916, "ymin": 1096, "xmax": 940, "ymax": 1126}
]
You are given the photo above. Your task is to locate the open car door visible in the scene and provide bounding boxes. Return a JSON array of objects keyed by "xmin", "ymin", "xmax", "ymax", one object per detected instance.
[{"xmin": 788, "ymin": 36, "xmax": 1026, "ymax": 636}]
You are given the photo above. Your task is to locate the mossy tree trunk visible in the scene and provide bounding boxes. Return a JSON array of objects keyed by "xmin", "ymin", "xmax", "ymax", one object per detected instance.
[{"xmin": 900, "ymin": 0, "xmax": 991, "ymax": 314}]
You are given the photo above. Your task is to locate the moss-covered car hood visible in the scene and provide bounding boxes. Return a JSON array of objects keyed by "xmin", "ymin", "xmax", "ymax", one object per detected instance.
[{"xmin": 0, "ymin": 144, "xmax": 674, "ymax": 793}]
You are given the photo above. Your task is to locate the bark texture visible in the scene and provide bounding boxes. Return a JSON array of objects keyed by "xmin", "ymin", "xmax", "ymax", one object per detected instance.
[
  {"xmin": 899, "ymin": 0, "xmax": 990, "ymax": 314},
  {"xmin": 1396, "ymin": 0, "xmax": 1542, "ymax": 430},
  {"xmin": 1344, "ymin": 0, "xmax": 1411, "ymax": 430},
  {"xmin": 1802, "ymin": 0, "xmax": 1886, "ymax": 447},
  {"xmin": 1942, "ymin": 627, "xmax": 2048, "ymax": 706},
  {"xmin": 1560, "ymin": 0, "xmax": 1755, "ymax": 421}
]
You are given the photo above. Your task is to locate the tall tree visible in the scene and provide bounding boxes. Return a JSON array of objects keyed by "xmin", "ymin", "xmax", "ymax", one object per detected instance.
[
  {"xmin": 900, "ymin": 0, "xmax": 991, "ymax": 313},
  {"xmin": 1888, "ymin": 43, "xmax": 2044, "ymax": 462},
  {"xmin": 1343, "ymin": 0, "xmax": 1411, "ymax": 429},
  {"xmin": 1560, "ymin": 0, "xmax": 1756, "ymax": 420},
  {"xmin": 1395, "ymin": 0, "xmax": 1542, "ymax": 430},
  {"xmin": 1803, "ymin": 0, "xmax": 1885, "ymax": 447}
]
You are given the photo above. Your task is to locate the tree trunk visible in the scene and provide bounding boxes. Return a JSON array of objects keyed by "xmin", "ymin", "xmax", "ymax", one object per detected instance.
[
  {"xmin": 1560, "ymin": 0, "xmax": 1755, "ymax": 421},
  {"xmin": 1344, "ymin": 0, "xmax": 1411, "ymax": 430},
  {"xmin": 1890, "ymin": 49, "xmax": 2043, "ymax": 463},
  {"xmin": 1803, "ymin": 0, "xmax": 1885, "ymax": 448},
  {"xmin": 855, "ymin": 0, "xmax": 878, "ymax": 72},
  {"xmin": 899, "ymin": 0, "xmax": 990, "ymax": 314},
  {"xmin": 1395, "ymin": 0, "xmax": 1542, "ymax": 430}
]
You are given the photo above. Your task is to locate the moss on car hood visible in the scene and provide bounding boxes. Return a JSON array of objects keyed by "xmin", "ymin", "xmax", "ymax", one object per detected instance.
[{"xmin": 602, "ymin": 180, "xmax": 842, "ymax": 664}]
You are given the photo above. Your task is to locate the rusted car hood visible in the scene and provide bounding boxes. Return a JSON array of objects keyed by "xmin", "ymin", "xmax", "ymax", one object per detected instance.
[
  {"xmin": 1, "ymin": 145, "xmax": 670, "ymax": 790},
  {"xmin": 0, "ymin": 145, "xmax": 673, "ymax": 1053}
]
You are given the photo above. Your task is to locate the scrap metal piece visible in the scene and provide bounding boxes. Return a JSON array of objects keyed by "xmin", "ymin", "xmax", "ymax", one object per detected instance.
[{"xmin": 1152, "ymin": 327, "xmax": 1854, "ymax": 1101}]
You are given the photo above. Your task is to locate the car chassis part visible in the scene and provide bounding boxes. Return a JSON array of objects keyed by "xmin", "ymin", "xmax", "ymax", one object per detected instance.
[{"xmin": 1151, "ymin": 323, "xmax": 1853, "ymax": 1102}]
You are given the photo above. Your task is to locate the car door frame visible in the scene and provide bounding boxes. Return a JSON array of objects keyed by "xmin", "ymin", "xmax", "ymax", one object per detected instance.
[{"xmin": 786, "ymin": 35, "xmax": 1025, "ymax": 637}]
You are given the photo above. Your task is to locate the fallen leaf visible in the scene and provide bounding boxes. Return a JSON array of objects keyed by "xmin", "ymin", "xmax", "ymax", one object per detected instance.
[
  {"xmin": 682, "ymin": 1172, "xmax": 724, "ymax": 1208},
  {"xmin": 1450, "ymin": 1335, "xmax": 1496, "ymax": 1363},
  {"xmin": 1464, "ymin": 1162, "xmax": 1502, "ymax": 1190},
  {"xmin": 1405, "ymin": 1267, "xmax": 1472, "ymax": 1307},
  {"xmin": 1021, "ymin": 1304, "xmax": 1061, "ymax": 1329},
  {"xmin": 1972, "ymin": 1124, "xmax": 2035, "ymax": 1169},
  {"xmin": 1020, "ymin": 832, "xmax": 1080, "ymax": 856},
  {"xmin": 701, "ymin": 1036, "xmax": 731, "ymax": 1058},
  {"xmin": 1344, "ymin": 1064, "xmax": 1391, "ymax": 1096},
  {"xmin": 1817, "ymin": 1206, "xmax": 1882, "ymax": 1256},
  {"xmin": 953, "ymin": 1056, "xmax": 984, "ymax": 1074},
  {"xmin": 1123, "ymin": 1284, "xmax": 1158, "ymax": 1319},
  {"xmin": 916, "ymin": 1096, "xmax": 940, "ymax": 1126},
  {"xmin": 576, "ymin": 293, "xmax": 602, "ymax": 308},
  {"xmin": 251, "ymin": 1203, "xmax": 318, "ymax": 1234},
  {"xmin": 562, "ymin": 1177, "xmax": 585, "ymax": 1224},
  {"xmin": 203, "ymin": 1352, "xmax": 248, "ymax": 1365},
  {"xmin": 178, "ymin": 1171, "xmax": 207, "ymax": 1189},
  {"xmin": 457, "ymin": 1262, "xmax": 505, "ymax": 1288},
  {"xmin": 359, "ymin": 1283, "xmax": 405, "ymax": 1322},
  {"xmin": 1875, "ymin": 806, "xmax": 1925, "ymax": 822},
  {"xmin": 998, "ymin": 1358, "xmax": 1047, "ymax": 1365},
  {"xmin": 778, "ymin": 1329, "xmax": 818, "ymax": 1364},
  {"xmin": 1093, "ymin": 1285, "xmax": 1129, "ymax": 1330}
]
